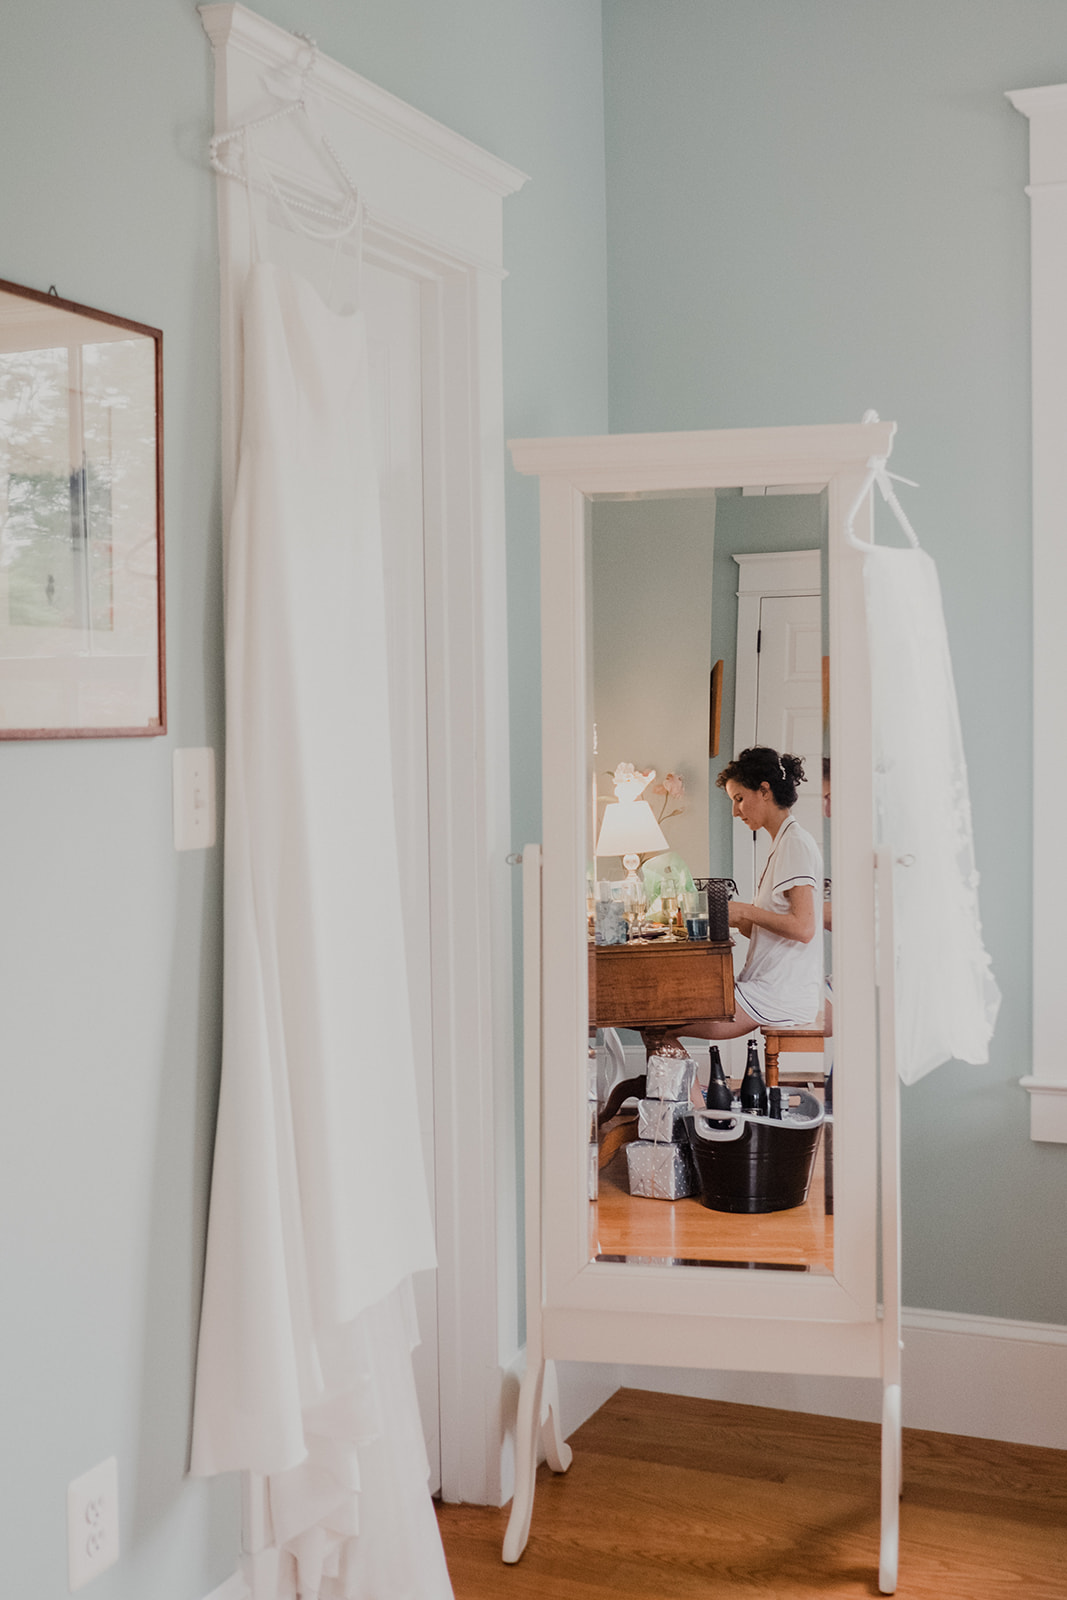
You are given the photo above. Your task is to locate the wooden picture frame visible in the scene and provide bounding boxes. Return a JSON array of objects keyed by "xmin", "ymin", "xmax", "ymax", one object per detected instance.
[
  {"xmin": 0, "ymin": 277, "xmax": 165, "ymax": 739},
  {"xmin": 708, "ymin": 657, "xmax": 723, "ymax": 757}
]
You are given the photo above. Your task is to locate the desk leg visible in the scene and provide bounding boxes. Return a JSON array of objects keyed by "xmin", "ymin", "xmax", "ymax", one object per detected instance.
[{"xmin": 598, "ymin": 1072, "xmax": 647, "ymax": 1126}]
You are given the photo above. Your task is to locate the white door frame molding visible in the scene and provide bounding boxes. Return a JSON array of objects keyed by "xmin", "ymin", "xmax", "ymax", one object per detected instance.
[
  {"xmin": 733, "ymin": 550, "xmax": 822, "ymax": 746},
  {"xmin": 200, "ymin": 1, "xmax": 528, "ymax": 1506},
  {"xmin": 1007, "ymin": 83, "xmax": 1067, "ymax": 1142}
]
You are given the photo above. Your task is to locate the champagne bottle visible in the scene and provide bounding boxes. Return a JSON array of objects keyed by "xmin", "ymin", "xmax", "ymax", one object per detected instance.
[
  {"xmin": 739, "ymin": 1038, "xmax": 768, "ymax": 1116},
  {"xmin": 660, "ymin": 867, "xmax": 684, "ymax": 940},
  {"xmin": 703, "ymin": 1074, "xmax": 734, "ymax": 1127}
]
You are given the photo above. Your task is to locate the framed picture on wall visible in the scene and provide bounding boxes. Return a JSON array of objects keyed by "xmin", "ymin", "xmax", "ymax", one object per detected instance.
[
  {"xmin": 0, "ymin": 277, "xmax": 165, "ymax": 739},
  {"xmin": 709, "ymin": 658, "xmax": 723, "ymax": 757}
]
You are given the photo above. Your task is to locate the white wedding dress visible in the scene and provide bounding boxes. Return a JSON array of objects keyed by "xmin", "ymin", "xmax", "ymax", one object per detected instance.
[
  {"xmin": 190, "ymin": 260, "xmax": 452, "ymax": 1599},
  {"xmin": 863, "ymin": 541, "xmax": 1000, "ymax": 1084}
]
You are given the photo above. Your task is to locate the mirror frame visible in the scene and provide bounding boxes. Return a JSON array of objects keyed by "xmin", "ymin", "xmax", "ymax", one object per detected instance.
[
  {"xmin": 512, "ymin": 421, "xmax": 898, "ymax": 1376},
  {"xmin": 0, "ymin": 276, "xmax": 165, "ymax": 741}
]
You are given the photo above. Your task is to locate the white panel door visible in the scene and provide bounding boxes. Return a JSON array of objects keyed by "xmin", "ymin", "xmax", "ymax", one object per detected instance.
[
  {"xmin": 731, "ymin": 591, "xmax": 823, "ymax": 992},
  {"xmin": 756, "ymin": 592, "xmax": 823, "ymax": 843},
  {"xmin": 363, "ymin": 260, "xmax": 440, "ymax": 1492}
]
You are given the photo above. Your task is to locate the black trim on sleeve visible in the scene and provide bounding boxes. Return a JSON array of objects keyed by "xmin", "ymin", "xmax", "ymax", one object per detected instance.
[{"xmin": 773, "ymin": 873, "xmax": 817, "ymax": 892}]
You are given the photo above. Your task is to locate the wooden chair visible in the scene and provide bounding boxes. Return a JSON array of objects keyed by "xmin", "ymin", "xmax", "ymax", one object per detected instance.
[{"xmin": 760, "ymin": 1006, "xmax": 827, "ymax": 1088}]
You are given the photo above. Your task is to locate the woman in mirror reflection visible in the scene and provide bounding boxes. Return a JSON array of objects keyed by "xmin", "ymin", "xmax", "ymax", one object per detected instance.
[{"xmin": 681, "ymin": 747, "xmax": 823, "ymax": 1046}]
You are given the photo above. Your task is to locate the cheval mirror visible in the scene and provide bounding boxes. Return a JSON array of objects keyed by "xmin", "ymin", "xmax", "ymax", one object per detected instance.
[{"xmin": 505, "ymin": 422, "xmax": 904, "ymax": 1594}]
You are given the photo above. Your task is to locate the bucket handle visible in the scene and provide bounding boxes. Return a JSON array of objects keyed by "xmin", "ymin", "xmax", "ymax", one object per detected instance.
[
  {"xmin": 688, "ymin": 1111, "xmax": 748, "ymax": 1143},
  {"xmin": 689, "ymin": 1089, "xmax": 825, "ymax": 1143},
  {"xmin": 781, "ymin": 1088, "xmax": 825, "ymax": 1126}
]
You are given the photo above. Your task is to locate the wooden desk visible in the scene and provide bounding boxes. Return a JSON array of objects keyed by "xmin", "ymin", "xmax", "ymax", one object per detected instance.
[{"xmin": 590, "ymin": 940, "xmax": 735, "ymax": 1030}]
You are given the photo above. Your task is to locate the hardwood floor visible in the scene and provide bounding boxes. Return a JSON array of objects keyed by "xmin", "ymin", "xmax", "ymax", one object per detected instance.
[
  {"xmin": 593, "ymin": 1140, "xmax": 833, "ymax": 1272},
  {"xmin": 436, "ymin": 1388, "xmax": 1067, "ymax": 1598}
]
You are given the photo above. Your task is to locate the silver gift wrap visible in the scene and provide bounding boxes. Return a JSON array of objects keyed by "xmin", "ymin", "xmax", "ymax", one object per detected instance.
[
  {"xmin": 645, "ymin": 1053, "xmax": 696, "ymax": 1102},
  {"xmin": 625, "ymin": 1138, "xmax": 697, "ymax": 1200},
  {"xmin": 637, "ymin": 1096, "xmax": 691, "ymax": 1143}
]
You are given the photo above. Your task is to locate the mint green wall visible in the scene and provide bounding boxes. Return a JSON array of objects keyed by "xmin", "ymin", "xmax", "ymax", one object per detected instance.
[
  {"xmin": 0, "ymin": 8, "xmax": 231, "ymax": 1600},
  {"xmin": 0, "ymin": 4, "xmax": 606, "ymax": 1598},
  {"xmin": 592, "ymin": 497, "xmax": 715, "ymax": 875},
  {"xmin": 602, "ymin": 1, "xmax": 1062, "ymax": 1324}
]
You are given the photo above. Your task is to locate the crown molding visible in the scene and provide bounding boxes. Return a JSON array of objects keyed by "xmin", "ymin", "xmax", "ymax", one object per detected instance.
[{"xmin": 198, "ymin": 3, "xmax": 528, "ymax": 200}]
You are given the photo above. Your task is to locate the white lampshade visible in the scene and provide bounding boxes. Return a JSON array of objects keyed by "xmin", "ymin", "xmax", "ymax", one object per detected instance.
[{"xmin": 595, "ymin": 799, "xmax": 668, "ymax": 860}]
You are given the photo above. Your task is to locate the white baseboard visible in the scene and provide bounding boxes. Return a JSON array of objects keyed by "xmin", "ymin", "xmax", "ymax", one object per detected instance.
[
  {"xmin": 900, "ymin": 1308, "xmax": 1067, "ymax": 1447},
  {"xmin": 1019, "ymin": 1075, "xmax": 1067, "ymax": 1141},
  {"xmin": 617, "ymin": 1308, "xmax": 1067, "ymax": 1451},
  {"xmin": 554, "ymin": 1359, "xmax": 623, "ymax": 1440},
  {"xmin": 601, "ymin": 1038, "xmax": 824, "ymax": 1089},
  {"xmin": 501, "ymin": 1347, "xmax": 621, "ymax": 1476},
  {"xmin": 200, "ymin": 1572, "xmax": 249, "ymax": 1600}
]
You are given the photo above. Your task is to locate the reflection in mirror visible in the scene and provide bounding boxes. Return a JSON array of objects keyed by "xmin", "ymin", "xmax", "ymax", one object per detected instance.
[
  {"xmin": 587, "ymin": 487, "xmax": 831, "ymax": 1273},
  {"xmin": 0, "ymin": 279, "xmax": 164, "ymax": 738}
]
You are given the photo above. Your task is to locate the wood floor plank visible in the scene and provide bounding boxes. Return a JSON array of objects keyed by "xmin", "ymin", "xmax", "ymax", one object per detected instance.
[
  {"xmin": 436, "ymin": 1389, "xmax": 1067, "ymax": 1599},
  {"xmin": 594, "ymin": 1144, "xmax": 834, "ymax": 1272}
]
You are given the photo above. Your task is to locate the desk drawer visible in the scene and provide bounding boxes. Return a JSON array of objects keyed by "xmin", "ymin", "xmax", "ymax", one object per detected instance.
[{"xmin": 590, "ymin": 942, "xmax": 735, "ymax": 1028}]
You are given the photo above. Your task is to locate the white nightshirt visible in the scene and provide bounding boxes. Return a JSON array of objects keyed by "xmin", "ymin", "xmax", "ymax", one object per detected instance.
[{"xmin": 735, "ymin": 815, "xmax": 823, "ymax": 1027}]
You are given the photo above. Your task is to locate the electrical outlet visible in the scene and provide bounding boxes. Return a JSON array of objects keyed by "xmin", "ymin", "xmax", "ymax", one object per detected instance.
[
  {"xmin": 67, "ymin": 1456, "xmax": 119, "ymax": 1590},
  {"xmin": 173, "ymin": 747, "xmax": 217, "ymax": 851}
]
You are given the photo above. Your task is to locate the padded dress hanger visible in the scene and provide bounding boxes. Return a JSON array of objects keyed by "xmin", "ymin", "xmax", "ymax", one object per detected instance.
[
  {"xmin": 845, "ymin": 410, "xmax": 922, "ymax": 550},
  {"xmin": 208, "ymin": 34, "xmax": 363, "ymax": 243}
]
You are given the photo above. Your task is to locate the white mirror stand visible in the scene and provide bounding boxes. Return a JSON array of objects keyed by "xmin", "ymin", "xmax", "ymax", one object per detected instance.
[{"xmin": 504, "ymin": 422, "xmax": 903, "ymax": 1594}]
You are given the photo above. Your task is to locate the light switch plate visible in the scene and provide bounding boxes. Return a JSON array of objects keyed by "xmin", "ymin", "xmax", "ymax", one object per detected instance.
[
  {"xmin": 173, "ymin": 747, "xmax": 217, "ymax": 851},
  {"xmin": 68, "ymin": 1456, "xmax": 119, "ymax": 1590}
]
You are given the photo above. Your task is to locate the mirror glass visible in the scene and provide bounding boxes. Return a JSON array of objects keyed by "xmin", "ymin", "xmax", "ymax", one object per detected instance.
[
  {"xmin": 0, "ymin": 278, "xmax": 164, "ymax": 738},
  {"xmin": 586, "ymin": 484, "xmax": 832, "ymax": 1273}
]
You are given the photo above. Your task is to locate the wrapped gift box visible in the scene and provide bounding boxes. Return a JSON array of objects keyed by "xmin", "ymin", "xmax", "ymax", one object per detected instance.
[
  {"xmin": 637, "ymin": 1096, "xmax": 691, "ymax": 1143},
  {"xmin": 625, "ymin": 1138, "xmax": 697, "ymax": 1200},
  {"xmin": 645, "ymin": 1053, "xmax": 696, "ymax": 1102}
]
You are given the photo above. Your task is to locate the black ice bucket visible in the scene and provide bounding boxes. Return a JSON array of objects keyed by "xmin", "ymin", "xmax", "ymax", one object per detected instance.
[
  {"xmin": 692, "ymin": 877, "xmax": 737, "ymax": 942},
  {"xmin": 682, "ymin": 1091, "xmax": 824, "ymax": 1214}
]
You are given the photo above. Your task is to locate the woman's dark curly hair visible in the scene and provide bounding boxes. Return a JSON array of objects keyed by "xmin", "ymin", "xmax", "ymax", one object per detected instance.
[{"xmin": 716, "ymin": 746, "xmax": 806, "ymax": 808}]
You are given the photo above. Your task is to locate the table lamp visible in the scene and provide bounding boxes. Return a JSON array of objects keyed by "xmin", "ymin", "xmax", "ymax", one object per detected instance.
[{"xmin": 595, "ymin": 764, "xmax": 669, "ymax": 892}]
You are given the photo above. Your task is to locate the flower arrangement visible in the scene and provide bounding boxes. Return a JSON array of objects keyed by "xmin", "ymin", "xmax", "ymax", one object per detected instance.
[
  {"xmin": 604, "ymin": 762, "xmax": 686, "ymax": 823},
  {"xmin": 649, "ymin": 770, "xmax": 685, "ymax": 824}
]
